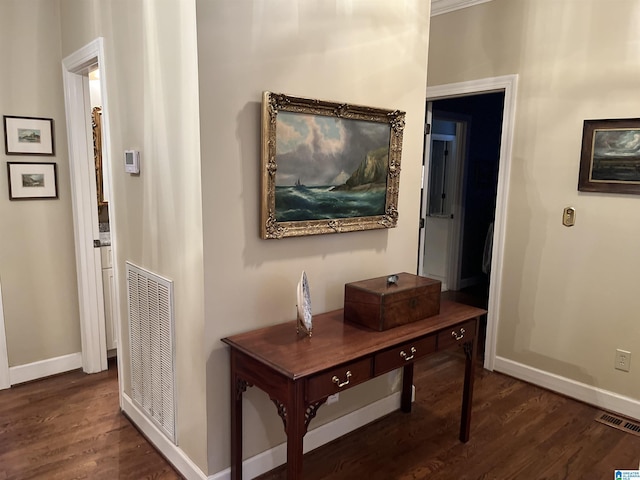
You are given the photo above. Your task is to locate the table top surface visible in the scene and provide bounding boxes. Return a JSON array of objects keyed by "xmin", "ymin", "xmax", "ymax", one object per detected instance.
[{"xmin": 222, "ymin": 300, "xmax": 486, "ymax": 380}]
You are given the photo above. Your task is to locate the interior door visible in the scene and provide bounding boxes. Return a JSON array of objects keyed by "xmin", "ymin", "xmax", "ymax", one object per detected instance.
[{"xmin": 419, "ymin": 107, "xmax": 466, "ymax": 291}]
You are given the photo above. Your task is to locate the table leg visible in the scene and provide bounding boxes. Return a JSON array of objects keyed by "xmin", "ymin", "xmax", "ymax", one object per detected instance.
[
  {"xmin": 286, "ymin": 381, "xmax": 305, "ymax": 479},
  {"xmin": 459, "ymin": 318, "xmax": 478, "ymax": 442},
  {"xmin": 230, "ymin": 355, "xmax": 244, "ymax": 480},
  {"xmin": 401, "ymin": 362, "xmax": 414, "ymax": 413}
]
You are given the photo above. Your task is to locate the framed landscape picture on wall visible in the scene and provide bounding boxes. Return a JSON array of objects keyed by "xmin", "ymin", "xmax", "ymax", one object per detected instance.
[
  {"xmin": 260, "ymin": 92, "xmax": 406, "ymax": 239},
  {"xmin": 3, "ymin": 115, "xmax": 55, "ymax": 156},
  {"xmin": 7, "ymin": 162, "xmax": 58, "ymax": 200},
  {"xmin": 578, "ymin": 118, "xmax": 640, "ymax": 195}
]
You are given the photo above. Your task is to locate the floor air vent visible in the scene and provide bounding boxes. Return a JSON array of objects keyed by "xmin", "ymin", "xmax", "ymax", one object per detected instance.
[
  {"xmin": 126, "ymin": 262, "xmax": 177, "ymax": 444},
  {"xmin": 595, "ymin": 411, "xmax": 640, "ymax": 437}
]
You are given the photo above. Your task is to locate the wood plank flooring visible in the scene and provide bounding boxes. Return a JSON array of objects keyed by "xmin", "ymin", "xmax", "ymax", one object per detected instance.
[
  {"xmin": 257, "ymin": 350, "xmax": 640, "ymax": 480},
  {"xmin": 0, "ymin": 359, "xmax": 181, "ymax": 480},
  {"xmin": 2, "ymin": 352, "xmax": 639, "ymax": 479}
]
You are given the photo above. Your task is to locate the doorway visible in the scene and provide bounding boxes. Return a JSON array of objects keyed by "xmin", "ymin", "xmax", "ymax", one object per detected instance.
[
  {"xmin": 419, "ymin": 75, "xmax": 518, "ymax": 370},
  {"xmin": 426, "ymin": 92, "xmax": 504, "ymax": 290},
  {"xmin": 422, "ymin": 93, "xmax": 504, "ymax": 359},
  {"xmin": 62, "ymin": 38, "xmax": 121, "ymax": 382}
]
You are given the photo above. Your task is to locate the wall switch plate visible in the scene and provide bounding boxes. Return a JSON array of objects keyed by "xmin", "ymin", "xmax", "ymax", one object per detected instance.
[
  {"xmin": 615, "ymin": 349, "xmax": 631, "ymax": 372},
  {"xmin": 562, "ymin": 207, "xmax": 576, "ymax": 227}
]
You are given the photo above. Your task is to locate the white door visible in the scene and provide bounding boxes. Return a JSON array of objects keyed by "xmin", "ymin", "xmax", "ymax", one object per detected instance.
[{"xmin": 419, "ymin": 109, "xmax": 466, "ymax": 292}]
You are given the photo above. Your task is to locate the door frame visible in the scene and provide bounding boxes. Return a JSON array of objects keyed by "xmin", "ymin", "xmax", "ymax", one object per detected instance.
[
  {"xmin": 62, "ymin": 38, "xmax": 114, "ymax": 374},
  {"xmin": 426, "ymin": 74, "xmax": 518, "ymax": 370}
]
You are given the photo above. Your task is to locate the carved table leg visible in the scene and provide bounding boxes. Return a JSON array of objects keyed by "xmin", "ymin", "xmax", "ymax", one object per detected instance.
[{"xmin": 459, "ymin": 318, "xmax": 479, "ymax": 442}]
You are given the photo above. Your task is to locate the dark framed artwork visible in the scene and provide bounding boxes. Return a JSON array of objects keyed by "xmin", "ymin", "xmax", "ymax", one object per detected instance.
[
  {"xmin": 3, "ymin": 115, "xmax": 55, "ymax": 156},
  {"xmin": 260, "ymin": 91, "xmax": 406, "ymax": 239},
  {"xmin": 7, "ymin": 162, "xmax": 58, "ymax": 200},
  {"xmin": 578, "ymin": 118, "xmax": 640, "ymax": 194}
]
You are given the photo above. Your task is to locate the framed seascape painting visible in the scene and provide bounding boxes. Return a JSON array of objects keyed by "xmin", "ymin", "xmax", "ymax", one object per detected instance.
[
  {"xmin": 260, "ymin": 92, "xmax": 406, "ymax": 239},
  {"xmin": 7, "ymin": 162, "xmax": 58, "ymax": 200},
  {"xmin": 578, "ymin": 118, "xmax": 640, "ymax": 195},
  {"xmin": 3, "ymin": 115, "xmax": 55, "ymax": 156}
]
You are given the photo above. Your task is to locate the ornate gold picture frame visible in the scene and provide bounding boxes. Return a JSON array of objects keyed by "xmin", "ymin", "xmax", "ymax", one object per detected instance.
[{"xmin": 260, "ymin": 92, "xmax": 405, "ymax": 239}]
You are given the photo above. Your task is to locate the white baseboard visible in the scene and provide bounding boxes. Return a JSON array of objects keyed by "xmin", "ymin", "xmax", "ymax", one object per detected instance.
[
  {"xmin": 494, "ymin": 356, "xmax": 640, "ymax": 420},
  {"xmin": 210, "ymin": 389, "xmax": 404, "ymax": 480},
  {"xmin": 9, "ymin": 352, "xmax": 83, "ymax": 385},
  {"xmin": 121, "ymin": 393, "xmax": 207, "ymax": 480}
]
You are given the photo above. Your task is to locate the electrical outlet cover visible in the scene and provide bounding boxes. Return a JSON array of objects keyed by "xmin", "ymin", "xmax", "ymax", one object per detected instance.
[{"xmin": 615, "ymin": 349, "xmax": 631, "ymax": 372}]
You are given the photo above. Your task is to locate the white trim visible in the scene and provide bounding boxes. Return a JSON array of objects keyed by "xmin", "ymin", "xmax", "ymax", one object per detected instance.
[
  {"xmin": 431, "ymin": 0, "xmax": 493, "ymax": 17},
  {"xmin": 494, "ymin": 356, "xmax": 640, "ymax": 421},
  {"xmin": 209, "ymin": 390, "xmax": 404, "ymax": 480},
  {"xmin": 0, "ymin": 279, "xmax": 9, "ymax": 389},
  {"xmin": 121, "ymin": 394, "xmax": 207, "ymax": 480},
  {"xmin": 427, "ymin": 74, "xmax": 519, "ymax": 372},
  {"xmin": 417, "ymin": 103, "xmax": 433, "ymax": 279},
  {"xmin": 9, "ymin": 352, "xmax": 82, "ymax": 385},
  {"xmin": 62, "ymin": 38, "xmax": 110, "ymax": 374},
  {"xmin": 446, "ymin": 121, "xmax": 467, "ymax": 292}
]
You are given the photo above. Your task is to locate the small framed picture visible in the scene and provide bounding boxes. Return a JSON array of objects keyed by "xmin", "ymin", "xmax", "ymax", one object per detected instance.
[
  {"xmin": 3, "ymin": 115, "xmax": 55, "ymax": 156},
  {"xmin": 7, "ymin": 162, "xmax": 58, "ymax": 200},
  {"xmin": 578, "ymin": 118, "xmax": 640, "ymax": 195}
]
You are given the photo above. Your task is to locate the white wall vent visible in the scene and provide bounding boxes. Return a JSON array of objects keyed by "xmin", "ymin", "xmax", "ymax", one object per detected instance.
[{"xmin": 126, "ymin": 261, "xmax": 177, "ymax": 444}]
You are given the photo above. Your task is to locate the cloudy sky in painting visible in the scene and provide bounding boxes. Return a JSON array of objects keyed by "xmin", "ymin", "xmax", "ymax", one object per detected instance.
[
  {"xmin": 593, "ymin": 129, "xmax": 640, "ymax": 158},
  {"xmin": 275, "ymin": 111, "xmax": 390, "ymax": 186}
]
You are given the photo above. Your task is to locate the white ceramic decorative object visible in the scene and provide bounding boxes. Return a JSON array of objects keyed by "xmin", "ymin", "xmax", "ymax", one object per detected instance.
[{"xmin": 297, "ymin": 271, "xmax": 312, "ymax": 336}]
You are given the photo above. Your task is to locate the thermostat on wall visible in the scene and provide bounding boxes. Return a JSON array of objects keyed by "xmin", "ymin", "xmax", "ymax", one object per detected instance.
[{"xmin": 124, "ymin": 150, "xmax": 140, "ymax": 174}]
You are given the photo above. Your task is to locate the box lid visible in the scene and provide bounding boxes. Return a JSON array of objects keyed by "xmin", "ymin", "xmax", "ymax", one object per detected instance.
[{"xmin": 345, "ymin": 273, "xmax": 440, "ymax": 304}]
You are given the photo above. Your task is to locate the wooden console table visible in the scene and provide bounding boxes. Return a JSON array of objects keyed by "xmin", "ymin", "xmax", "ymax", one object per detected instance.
[{"xmin": 222, "ymin": 300, "xmax": 486, "ymax": 479}]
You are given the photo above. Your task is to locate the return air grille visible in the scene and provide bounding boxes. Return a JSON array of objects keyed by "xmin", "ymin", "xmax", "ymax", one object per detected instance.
[
  {"xmin": 595, "ymin": 411, "xmax": 640, "ymax": 437},
  {"xmin": 126, "ymin": 262, "xmax": 176, "ymax": 444}
]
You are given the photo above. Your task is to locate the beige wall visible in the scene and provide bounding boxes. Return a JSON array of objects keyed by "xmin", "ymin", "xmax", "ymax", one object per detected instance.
[
  {"xmin": 196, "ymin": 0, "xmax": 431, "ymax": 473},
  {"xmin": 0, "ymin": 0, "xmax": 81, "ymax": 366},
  {"xmin": 59, "ymin": 0, "xmax": 207, "ymax": 472},
  {"xmin": 429, "ymin": 0, "xmax": 640, "ymax": 399}
]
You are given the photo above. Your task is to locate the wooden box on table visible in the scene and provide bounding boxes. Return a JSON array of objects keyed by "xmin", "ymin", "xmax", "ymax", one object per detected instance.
[{"xmin": 344, "ymin": 272, "xmax": 441, "ymax": 331}]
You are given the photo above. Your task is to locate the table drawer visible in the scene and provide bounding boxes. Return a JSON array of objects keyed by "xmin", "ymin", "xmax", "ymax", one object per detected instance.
[
  {"xmin": 373, "ymin": 334, "xmax": 436, "ymax": 376},
  {"xmin": 306, "ymin": 358, "xmax": 373, "ymax": 403},
  {"xmin": 437, "ymin": 319, "xmax": 476, "ymax": 351}
]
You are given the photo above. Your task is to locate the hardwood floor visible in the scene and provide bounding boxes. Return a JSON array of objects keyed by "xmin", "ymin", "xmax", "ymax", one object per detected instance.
[
  {"xmin": 258, "ymin": 351, "xmax": 640, "ymax": 480},
  {"xmin": 2, "ymin": 353, "xmax": 639, "ymax": 479},
  {"xmin": 0, "ymin": 359, "xmax": 181, "ymax": 480}
]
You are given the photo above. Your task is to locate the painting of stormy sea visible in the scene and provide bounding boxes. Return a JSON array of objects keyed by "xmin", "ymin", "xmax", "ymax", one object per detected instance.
[
  {"xmin": 591, "ymin": 128, "xmax": 640, "ymax": 183},
  {"xmin": 274, "ymin": 111, "xmax": 391, "ymax": 222}
]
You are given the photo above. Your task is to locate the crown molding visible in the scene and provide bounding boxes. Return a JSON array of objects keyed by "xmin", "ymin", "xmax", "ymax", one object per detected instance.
[{"xmin": 431, "ymin": 0, "xmax": 493, "ymax": 16}]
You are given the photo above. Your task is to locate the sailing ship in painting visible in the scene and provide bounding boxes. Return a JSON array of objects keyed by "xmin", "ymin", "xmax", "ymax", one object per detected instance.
[{"xmin": 274, "ymin": 111, "xmax": 391, "ymax": 222}]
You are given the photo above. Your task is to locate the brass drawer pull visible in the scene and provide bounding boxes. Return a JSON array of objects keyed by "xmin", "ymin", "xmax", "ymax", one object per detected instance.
[
  {"xmin": 451, "ymin": 327, "xmax": 466, "ymax": 341},
  {"xmin": 399, "ymin": 347, "xmax": 417, "ymax": 361},
  {"xmin": 332, "ymin": 371, "xmax": 352, "ymax": 388}
]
